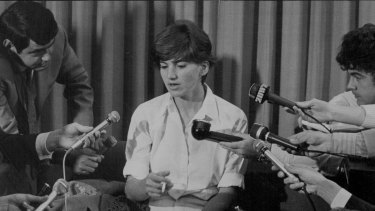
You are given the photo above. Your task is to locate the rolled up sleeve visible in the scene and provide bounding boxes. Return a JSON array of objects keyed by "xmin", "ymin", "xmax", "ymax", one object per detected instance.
[{"xmin": 123, "ymin": 108, "xmax": 152, "ymax": 180}]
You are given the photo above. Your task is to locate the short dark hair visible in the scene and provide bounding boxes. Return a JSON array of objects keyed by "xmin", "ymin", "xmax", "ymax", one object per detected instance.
[
  {"xmin": 152, "ymin": 20, "xmax": 215, "ymax": 83},
  {"xmin": 336, "ymin": 23, "xmax": 375, "ymax": 77},
  {"xmin": 0, "ymin": 1, "xmax": 58, "ymax": 53}
]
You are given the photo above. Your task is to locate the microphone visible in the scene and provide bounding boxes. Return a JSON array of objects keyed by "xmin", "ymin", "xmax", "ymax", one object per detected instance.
[
  {"xmin": 192, "ymin": 120, "xmax": 297, "ymax": 179},
  {"xmin": 250, "ymin": 123, "xmax": 303, "ymax": 152},
  {"xmin": 253, "ymin": 140, "xmax": 297, "ymax": 179},
  {"xmin": 70, "ymin": 111, "xmax": 120, "ymax": 150},
  {"xmin": 248, "ymin": 83, "xmax": 296, "ymax": 110},
  {"xmin": 35, "ymin": 179, "xmax": 68, "ymax": 211},
  {"xmin": 191, "ymin": 120, "xmax": 243, "ymax": 142}
]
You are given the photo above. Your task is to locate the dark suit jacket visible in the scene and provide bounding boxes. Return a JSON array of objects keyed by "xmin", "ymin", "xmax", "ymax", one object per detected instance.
[
  {"xmin": 346, "ymin": 195, "xmax": 375, "ymax": 211},
  {"xmin": 0, "ymin": 130, "xmax": 38, "ymax": 168},
  {"xmin": 0, "ymin": 25, "xmax": 93, "ymax": 134}
]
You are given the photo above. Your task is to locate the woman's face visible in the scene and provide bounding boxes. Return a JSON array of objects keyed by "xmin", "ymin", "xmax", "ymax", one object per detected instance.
[{"xmin": 159, "ymin": 59, "xmax": 208, "ymax": 100}]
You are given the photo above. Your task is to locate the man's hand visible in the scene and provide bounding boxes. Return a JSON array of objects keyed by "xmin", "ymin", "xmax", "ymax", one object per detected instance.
[
  {"xmin": 46, "ymin": 122, "xmax": 106, "ymax": 152},
  {"xmin": 218, "ymin": 130, "xmax": 258, "ymax": 158},
  {"xmin": 294, "ymin": 99, "xmax": 334, "ymax": 123},
  {"xmin": 0, "ymin": 194, "xmax": 47, "ymax": 210},
  {"xmin": 73, "ymin": 153, "xmax": 104, "ymax": 175},
  {"xmin": 285, "ymin": 164, "xmax": 326, "ymax": 195},
  {"xmin": 273, "ymin": 164, "xmax": 342, "ymax": 205},
  {"xmin": 288, "ymin": 131, "xmax": 332, "ymax": 156}
]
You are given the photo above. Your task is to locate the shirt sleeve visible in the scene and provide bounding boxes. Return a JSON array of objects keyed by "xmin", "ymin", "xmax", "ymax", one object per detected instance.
[
  {"xmin": 331, "ymin": 188, "xmax": 352, "ymax": 209},
  {"xmin": 35, "ymin": 132, "xmax": 53, "ymax": 160},
  {"xmin": 123, "ymin": 106, "xmax": 152, "ymax": 180},
  {"xmin": 331, "ymin": 132, "xmax": 368, "ymax": 157},
  {"xmin": 361, "ymin": 105, "xmax": 375, "ymax": 128},
  {"xmin": 218, "ymin": 113, "xmax": 248, "ymax": 189}
]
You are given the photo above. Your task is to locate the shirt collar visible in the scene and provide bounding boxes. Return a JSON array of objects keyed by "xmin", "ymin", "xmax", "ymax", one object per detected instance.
[{"xmin": 158, "ymin": 84, "xmax": 219, "ymax": 124}]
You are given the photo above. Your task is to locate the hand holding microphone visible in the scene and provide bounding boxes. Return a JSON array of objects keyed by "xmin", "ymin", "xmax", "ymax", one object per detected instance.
[
  {"xmin": 70, "ymin": 111, "xmax": 120, "ymax": 150},
  {"xmin": 192, "ymin": 120, "xmax": 298, "ymax": 179},
  {"xmin": 248, "ymin": 83, "xmax": 331, "ymax": 133},
  {"xmin": 250, "ymin": 123, "xmax": 307, "ymax": 154},
  {"xmin": 191, "ymin": 120, "xmax": 243, "ymax": 142},
  {"xmin": 249, "ymin": 83, "xmax": 297, "ymax": 110}
]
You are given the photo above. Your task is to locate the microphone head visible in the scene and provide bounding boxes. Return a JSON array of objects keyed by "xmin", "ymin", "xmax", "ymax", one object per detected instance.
[
  {"xmin": 248, "ymin": 83, "xmax": 270, "ymax": 104},
  {"xmin": 249, "ymin": 123, "xmax": 269, "ymax": 140},
  {"xmin": 192, "ymin": 119, "xmax": 211, "ymax": 140},
  {"xmin": 53, "ymin": 179, "xmax": 68, "ymax": 195},
  {"xmin": 107, "ymin": 111, "xmax": 120, "ymax": 123}
]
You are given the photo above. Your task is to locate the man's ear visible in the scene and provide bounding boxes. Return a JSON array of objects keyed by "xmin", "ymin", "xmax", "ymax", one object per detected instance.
[{"xmin": 3, "ymin": 39, "xmax": 17, "ymax": 53}]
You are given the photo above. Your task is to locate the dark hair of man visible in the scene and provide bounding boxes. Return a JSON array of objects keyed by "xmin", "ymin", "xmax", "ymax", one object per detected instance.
[
  {"xmin": 336, "ymin": 23, "xmax": 375, "ymax": 79},
  {"xmin": 152, "ymin": 19, "xmax": 215, "ymax": 83},
  {"xmin": 0, "ymin": 1, "xmax": 58, "ymax": 53}
]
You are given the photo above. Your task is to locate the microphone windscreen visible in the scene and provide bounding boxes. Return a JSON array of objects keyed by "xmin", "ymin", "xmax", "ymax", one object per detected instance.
[
  {"xmin": 248, "ymin": 83, "xmax": 269, "ymax": 104},
  {"xmin": 192, "ymin": 119, "xmax": 211, "ymax": 140},
  {"xmin": 108, "ymin": 111, "xmax": 120, "ymax": 123},
  {"xmin": 248, "ymin": 83, "xmax": 260, "ymax": 99}
]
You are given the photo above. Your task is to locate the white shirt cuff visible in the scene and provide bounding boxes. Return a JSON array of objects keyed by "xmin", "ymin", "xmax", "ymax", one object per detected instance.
[
  {"xmin": 361, "ymin": 105, "xmax": 375, "ymax": 128},
  {"xmin": 36, "ymin": 132, "xmax": 53, "ymax": 160},
  {"xmin": 330, "ymin": 188, "xmax": 352, "ymax": 209}
]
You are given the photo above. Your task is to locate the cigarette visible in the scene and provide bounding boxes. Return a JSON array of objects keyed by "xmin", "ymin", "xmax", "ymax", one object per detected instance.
[{"xmin": 161, "ymin": 182, "xmax": 166, "ymax": 193}]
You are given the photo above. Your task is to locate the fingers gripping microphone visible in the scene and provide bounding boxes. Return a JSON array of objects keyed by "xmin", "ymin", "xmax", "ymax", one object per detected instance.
[
  {"xmin": 249, "ymin": 83, "xmax": 296, "ymax": 110},
  {"xmin": 35, "ymin": 179, "xmax": 68, "ymax": 211},
  {"xmin": 191, "ymin": 120, "xmax": 243, "ymax": 142},
  {"xmin": 70, "ymin": 111, "xmax": 120, "ymax": 150},
  {"xmin": 250, "ymin": 123, "xmax": 302, "ymax": 151}
]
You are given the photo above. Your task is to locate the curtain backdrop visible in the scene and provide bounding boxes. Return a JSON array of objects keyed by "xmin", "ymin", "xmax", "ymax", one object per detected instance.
[
  {"xmin": 17, "ymin": 0, "xmax": 369, "ymax": 139},
  {"xmin": 2, "ymin": 1, "xmax": 374, "ymax": 210}
]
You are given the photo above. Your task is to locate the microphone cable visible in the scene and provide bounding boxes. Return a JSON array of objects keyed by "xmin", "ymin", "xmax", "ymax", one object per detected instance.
[
  {"xmin": 301, "ymin": 183, "xmax": 317, "ymax": 211},
  {"xmin": 62, "ymin": 148, "xmax": 73, "ymax": 211},
  {"xmin": 299, "ymin": 108, "xmax": 332, "ymax": 134}
]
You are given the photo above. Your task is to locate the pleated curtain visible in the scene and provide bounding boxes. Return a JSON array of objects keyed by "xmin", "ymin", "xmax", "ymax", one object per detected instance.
[{"xmin": 1, "ymin": 0, "xmax": 374, "ymax": 143}]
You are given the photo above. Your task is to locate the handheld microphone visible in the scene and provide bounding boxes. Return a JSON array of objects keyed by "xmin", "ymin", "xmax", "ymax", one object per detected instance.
[
  {"xmin": 248, "ymin": 83, "xmax": 296, "ymax": 110},
  {"xmin": 70, "ymin": 111, "xmax": 120, "ymax": 150},
  {"xmin": 191, "ymin": 120, "xmax": 297, "ymax": 179},
  {"xmin": 35, "ymin": 179, "xmax": 68, "ymax": 211},
  {"xmin": 250, "ymin": 123, "xmax": 303, "ymax": 152},
  {"xmin": 191, "ymin": 120, "xmax": 243, "ymax": 142},
  {"xmin": 253, "ymin": 140, "xmax": 297, "ymax": 179}
]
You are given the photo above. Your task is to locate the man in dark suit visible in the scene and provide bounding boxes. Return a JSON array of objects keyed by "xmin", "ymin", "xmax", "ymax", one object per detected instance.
[
  {"xmin": 0, "ymin": 1, "xmax": 101, "ymax": 195},
  {"xmin": 0, "ymin": 2, "xmax": 93, "ymax": 135}
]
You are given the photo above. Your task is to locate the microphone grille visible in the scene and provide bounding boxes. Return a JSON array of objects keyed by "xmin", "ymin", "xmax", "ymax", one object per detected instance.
[
  {"xmin": 248, "ymin": 83, "xmax": 260, "ymax": 99},
  {"xmin": 108, "ymin": 111, "xmax": 120, "ymax": 123},
  {"xmin": 191, "ymin": 119, "xmax": 211, "ymax": 140},
  {"xmin": 248, "ymin": 83, "xmax": 269, "ymax": 104},
  {"xmin": 249, "ymin": 123, "xmax": 268, "ymax": 140}
]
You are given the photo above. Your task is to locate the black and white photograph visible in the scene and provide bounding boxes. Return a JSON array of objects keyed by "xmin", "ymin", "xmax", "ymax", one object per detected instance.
[{"xmin": 0, "ymin": 1, "xmax": 374, "ymax": 210}]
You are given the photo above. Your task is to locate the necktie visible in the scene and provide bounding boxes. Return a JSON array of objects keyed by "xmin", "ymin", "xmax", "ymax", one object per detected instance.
[{"xmin": 26, "ymin": 69, "xmax": 39, "ymax": 134}]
